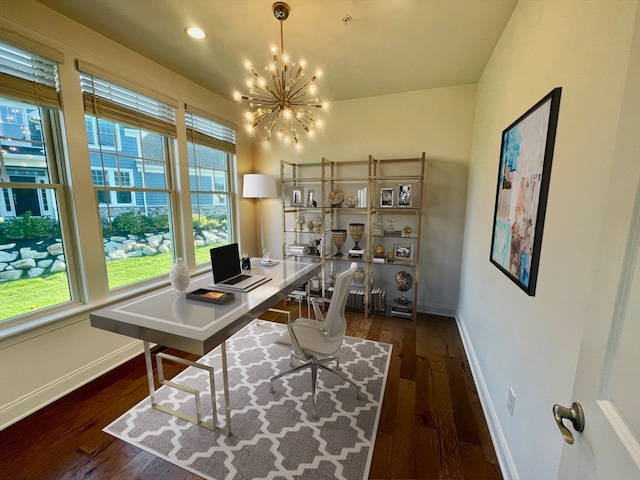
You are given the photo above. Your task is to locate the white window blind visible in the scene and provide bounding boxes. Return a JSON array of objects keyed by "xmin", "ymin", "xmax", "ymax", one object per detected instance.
[
  {"xmin": 185, "ymin": 109, "xmax": 236, "ymax": 155},
  {"xmin": 0, "ymin": 40, "xmax": 59, "ymax": 108},
  {"xmin": 80, "ymin": 72, "xmax": 176, "ymax": 137}
]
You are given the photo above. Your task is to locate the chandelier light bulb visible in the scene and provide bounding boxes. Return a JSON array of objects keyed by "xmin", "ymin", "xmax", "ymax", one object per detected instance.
[{"xmin": 232, "ymin": 1, "xmax": 326, "ymax": 148}]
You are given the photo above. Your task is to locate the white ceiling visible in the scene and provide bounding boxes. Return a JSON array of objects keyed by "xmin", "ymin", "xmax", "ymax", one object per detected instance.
[{"xmin": 35, "ymin": 0, "xmax": 517, "ymax": 102}]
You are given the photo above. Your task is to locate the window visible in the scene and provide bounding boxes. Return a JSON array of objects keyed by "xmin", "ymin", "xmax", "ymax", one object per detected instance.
[
  {"xmin": 0, "ymin": 41, "xmax": 73, "ymax": 322},
  {"xmin": 81, "ymin": 71, "xmax": 178, "ymax": 290},
  {"xmin": 185, "ymin": 109, "xmax": 236, "ymax": 264},
  {"xmin": 91, "ymin": 167, "xmax": 134, "ymax": 205}
]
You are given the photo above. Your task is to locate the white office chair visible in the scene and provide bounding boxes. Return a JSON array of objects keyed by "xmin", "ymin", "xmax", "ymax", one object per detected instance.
[{"xmin": 270, "ymin": 262, "xmax": 362, "ymax": 419}]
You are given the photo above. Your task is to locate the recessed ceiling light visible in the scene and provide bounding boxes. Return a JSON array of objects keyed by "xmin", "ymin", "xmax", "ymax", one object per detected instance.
[{"xmin": 185, "ymin": 26, "xmax": 206, "ymax": 39}]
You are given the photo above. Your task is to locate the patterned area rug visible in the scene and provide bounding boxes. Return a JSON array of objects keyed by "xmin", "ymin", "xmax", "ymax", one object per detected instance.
[{"xmin": 104, "ymin": 320, "xmax": 392, "ymax": 480}]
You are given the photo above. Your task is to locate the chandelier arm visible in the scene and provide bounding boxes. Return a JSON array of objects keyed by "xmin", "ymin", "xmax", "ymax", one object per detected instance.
[{"xmin": 288, "ymin": 75, "xmax": 319, "ymax": 100}]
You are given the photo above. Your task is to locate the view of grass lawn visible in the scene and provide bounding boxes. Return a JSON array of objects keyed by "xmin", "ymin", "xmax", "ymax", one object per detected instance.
[{"xmin": 1, "ymin": 245, "xmax": 219, "ymax": 322}]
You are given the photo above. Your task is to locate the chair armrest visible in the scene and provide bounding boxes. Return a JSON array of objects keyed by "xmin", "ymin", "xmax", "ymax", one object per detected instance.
[{"xmin": 310, "ymin": 296, "xmax": 330, "ymax": 322}]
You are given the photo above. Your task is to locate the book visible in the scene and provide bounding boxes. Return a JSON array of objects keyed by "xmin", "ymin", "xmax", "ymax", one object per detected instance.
[{"xmin": 186, "ymin": 288, "xmax": 235, "ymax": 304}]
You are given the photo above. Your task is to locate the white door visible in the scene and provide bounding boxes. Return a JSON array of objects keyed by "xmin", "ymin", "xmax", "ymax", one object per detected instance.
[{"xmin": 557, "ymin": 13, "xmax": 639, "ymax": 479}]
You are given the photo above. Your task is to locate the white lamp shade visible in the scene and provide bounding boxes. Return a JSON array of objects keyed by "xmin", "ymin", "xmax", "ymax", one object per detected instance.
[{"xmin": 243, "ymin": 174, "xmax": 278, "ymax": 199}]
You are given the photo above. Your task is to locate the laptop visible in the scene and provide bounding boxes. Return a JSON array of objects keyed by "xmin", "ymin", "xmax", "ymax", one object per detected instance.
[{"xmin": 209, "ymin": 243, "xmax": 270, "ymax": 292}]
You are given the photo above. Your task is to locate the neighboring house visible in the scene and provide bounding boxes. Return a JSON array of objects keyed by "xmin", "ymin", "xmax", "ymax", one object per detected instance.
[{"xmin": 1, "ymin": 98, "xmax": 226, "ymax": 221}]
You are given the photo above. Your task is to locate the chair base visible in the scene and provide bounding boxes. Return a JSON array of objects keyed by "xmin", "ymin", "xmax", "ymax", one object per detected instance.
[{"xmin": 270, "ymin": 355, "xmax": 362, "ymax": 419}]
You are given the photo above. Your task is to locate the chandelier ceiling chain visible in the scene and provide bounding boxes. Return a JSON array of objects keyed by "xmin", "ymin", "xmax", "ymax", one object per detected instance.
[{"xmin": 233, "ymin": 1, "xmax": 327, "ymax": 149}]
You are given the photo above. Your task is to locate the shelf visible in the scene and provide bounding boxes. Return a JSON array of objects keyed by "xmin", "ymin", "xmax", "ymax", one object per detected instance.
[{"xmin": 281, "ymin": 153, "xmax": 425, "ymax": 324}]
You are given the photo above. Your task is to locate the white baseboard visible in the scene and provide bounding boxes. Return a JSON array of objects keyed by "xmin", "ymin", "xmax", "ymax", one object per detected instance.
[
  {"xmin": 418, "ymin": 301, "xmax": 457, "ymax": 317},
  {"xmin": 0, "ymin": 340, "xmax": 143, "ymax": 430},
  {"xmin": 455, "ymin": 312, "xmax": 519, "ymax": 480}
]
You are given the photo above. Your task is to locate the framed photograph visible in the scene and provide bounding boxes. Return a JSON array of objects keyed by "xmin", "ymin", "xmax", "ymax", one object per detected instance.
[
  {"xmin": 306, "ymin": 189, "xmax": 317, "ymax": 207},
  {"xmin": 291, "ymin": 187, "xmax": 304, "ymax": 206},
  {"xmin": 393, "ymin": 243, "xmax": 413, "ymax": 262},
  {"xmin": 380, "ymin": 188, "xmax": 394, "ymax": 207},
  {"xmin": 490, "ymin": 87, "xmax": 562, "ymax": 296},
  {"xmin": 397, "ymin": 184, "xmax": 412, "ymax": 207}
]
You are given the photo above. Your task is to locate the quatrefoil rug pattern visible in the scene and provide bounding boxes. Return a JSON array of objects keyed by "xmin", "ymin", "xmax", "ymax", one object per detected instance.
[{"xmin": 104, "ymin": 320, "xmax": 392, "ymax": 480}]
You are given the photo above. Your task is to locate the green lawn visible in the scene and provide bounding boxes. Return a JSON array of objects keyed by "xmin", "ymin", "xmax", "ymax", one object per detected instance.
[{"xmin": 1, "ymin": 245, "xmax": 218, "ymax": 322}]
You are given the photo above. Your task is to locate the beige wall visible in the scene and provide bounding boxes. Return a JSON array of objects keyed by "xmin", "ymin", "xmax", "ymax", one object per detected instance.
[{"xmin": 458, "ymin": 1, "xmax": 638, "ymax": 478}]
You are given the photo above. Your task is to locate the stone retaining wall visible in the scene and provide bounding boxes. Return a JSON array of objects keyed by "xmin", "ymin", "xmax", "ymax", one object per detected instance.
[{"xmin": 0, "ymin": 228, "xmax": 226, "ymax": 283}]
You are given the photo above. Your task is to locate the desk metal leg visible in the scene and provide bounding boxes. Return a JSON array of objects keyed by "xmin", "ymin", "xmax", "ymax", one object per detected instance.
[{"xmin": 142, "ymin": 340, "xmax": 231, "ymax": 436}]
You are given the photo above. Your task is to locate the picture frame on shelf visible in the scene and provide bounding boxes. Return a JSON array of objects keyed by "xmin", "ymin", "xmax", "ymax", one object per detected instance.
[
  {"xmin": 380, "ymin": 188, "xmax": 394, "ymax": 207},
  {"xmin": 291, "ymin": 187, "xmax": 304, "ymax": 206},
  {"xmin": 393, "ymin": 243, "xmax": 413, "ymax": 262},
  {"xmin": 306, "ymin": 189, "xmax": 317, "ymax": 207},
  {"xmin": 397, "ymin": 184, "xmax": 412, "ymax": 207},
  {"xmin": 489, "ymin": 87, "xmax": 562, "ymax": 296}
]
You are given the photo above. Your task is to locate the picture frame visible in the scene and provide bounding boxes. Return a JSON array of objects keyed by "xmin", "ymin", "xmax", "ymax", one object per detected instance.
[
  {"xmin": 291, "ymin": 187, "xmax": 304, "ymax": 206},
  {"xmin": 393, "ymin": 243, "xmax": 413, "ymax": 262},
  {"xmin": 397, "ymin": 184, "xmax": 412, "ymax": 207},
  {"xmin": 306, "ymin": 189, "xmax": 317, "ymax": 207},
  {"xmin": 380, "ymin": 188, "xmax": 394, "ymax": 208},
  {"xmin": 490, "ymin": 87, "xmax": 562, "ymax": 296}
]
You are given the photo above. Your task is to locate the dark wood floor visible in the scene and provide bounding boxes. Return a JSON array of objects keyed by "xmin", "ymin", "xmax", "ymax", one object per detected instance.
[{"xmin": 0, "ymin": 301, "xmax": 502, "ymax": 480}]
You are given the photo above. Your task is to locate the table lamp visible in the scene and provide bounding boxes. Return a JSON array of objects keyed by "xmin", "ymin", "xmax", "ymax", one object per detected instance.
[{"xmin": 242, "ymin": 173, "xmax": 278, "ymax": 263}]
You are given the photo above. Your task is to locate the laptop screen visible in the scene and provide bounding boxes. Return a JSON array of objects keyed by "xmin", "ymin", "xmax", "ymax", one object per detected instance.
[{"xmin": 210, "ymin": 243, "xmax": 241, "ymax": 283}]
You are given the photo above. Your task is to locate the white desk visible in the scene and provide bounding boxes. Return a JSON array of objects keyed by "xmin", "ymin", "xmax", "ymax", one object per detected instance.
[{"xmin": 90, "ymin": 258, "xmax": 320, "ymax": 435}]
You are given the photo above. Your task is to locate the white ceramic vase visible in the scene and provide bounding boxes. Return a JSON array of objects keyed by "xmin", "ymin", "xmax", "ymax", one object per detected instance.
[{"xmin": 170, "ymin": 258, "xmax": 190, "ymax": 293}]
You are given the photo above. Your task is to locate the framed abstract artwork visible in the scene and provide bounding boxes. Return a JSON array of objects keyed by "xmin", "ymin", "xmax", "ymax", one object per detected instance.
[{"xmin": 489, "ymin": 87, "xmax": 562, "ymax": 296}]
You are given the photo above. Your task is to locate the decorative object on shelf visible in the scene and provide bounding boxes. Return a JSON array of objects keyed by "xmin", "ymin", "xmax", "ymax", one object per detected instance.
[
  {"xmin": 307, "ymin": 220, "xmax": 315, "ymax": 231},
  {"xmin": 393, "ymin": 243, "xmax": 413, "ymax": 262},
  {"xmin": 384, "ymin": 218, "xmax": 400, "ymax": 236},
  {"xmin": 169, "ymin": 258, "xmax": 190, "ymax": 293},
  {"xmin": 243, "ymin": 173, "xmax": 277, "ymax": 258},
  {"xmin": 393, "ymin": 270, "xmax": 413, "ymax": 306},
  {"xmin": 374, "ymin": 244, "xmax": 385, "ymax": 258},
  {"xmin": 292, "ymin": 187, "xmax": 304, "ymax": 206},
  {"xmin": 329, "ymin": 189, "xmax": 344, "ymax": 207},
  {"xmin": 402, "ymin": 225, "xmax": 412, "ymax": 237},
  {"xmin": 296, "ymin": 213, "xmax": 306, "ymax": 231},
  {"xmin": 490, "ymin": 87, "xmax": 562, "ymax": 296},
  {"xmin": 313, "ymin": 215, "xmax": 323, "ymax": 233},
  {"xmin": 349, "ymin": 223, "xmax": 365, "ymax": 251},
  {"xmin": 380, "ymin": 187, "xmax": 394, "ymax": 207},
  {"xmin": 397, "ymin": 184, "xmax": 412, "ymax": 207},
  {"xmin": 306, "ymin": 189, "xmax": 316, "ymax": 207},
  {"xmin": 357, "ymin": 187, "xmax": 367, "ymax": 208},
  {"xmin": 345, "ymin": 195, "xmax": 358, "ymax": 208},
  {"xmin": 232, "ymin": 1, "xmax": 327, "ymax": 150},
  {"xmin": 331, "ymin": 229, "xmax": 347, "ymax": 257},
  {"xmin": 386, "ymin": 252, "xmax": 395, "ymax": 263},
  {"xmin": 373, "ymin": 222, "xmax": 382, "ymax": 235},
  {"xmin": 353, "ymin": 267, "xmax": 365, "ymax": 284},
  {"xmin": 241, "ymin": 253, "xmax": 251, "ymax": 270}
]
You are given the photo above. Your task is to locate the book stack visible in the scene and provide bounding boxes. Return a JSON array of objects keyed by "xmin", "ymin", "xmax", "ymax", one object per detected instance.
[
  {"xmin": 383, "ymin": 230, "xmax": 402, "ymax": 236},
  {"xmin": 391, "ymin": 304, "xmax": 413, "ymax": 318},
  {"xmin": 347, "ymin": 289, "xmax": 365, "ymax": 312},
  {"xmin": 370, "ymin": 288, "xmax": 387, "ymax": 315},
  {"xmin": 348, "ymin": 248, "xmax": 365, "ymax": 259},
  {"xmin": 325, "ymin": 287, "xmax": 365, "ymax": 312},
  {"xmin": 287, "ymin": 243, "xmax": 310, "ymax": 255}
]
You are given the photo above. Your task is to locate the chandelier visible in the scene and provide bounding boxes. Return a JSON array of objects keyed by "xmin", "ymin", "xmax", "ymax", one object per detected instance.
[{"xmin": 233, "ymin": 2, "xmax": 327, "ymax": 149}]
